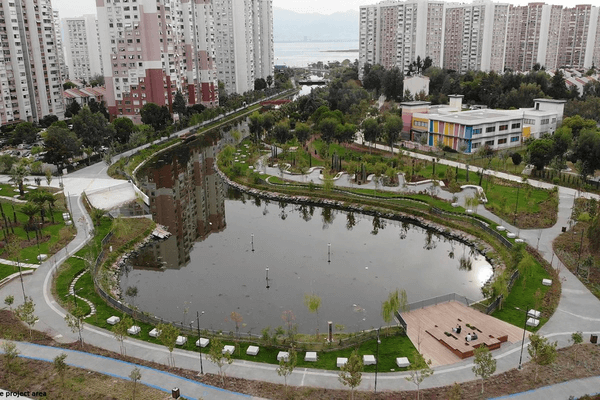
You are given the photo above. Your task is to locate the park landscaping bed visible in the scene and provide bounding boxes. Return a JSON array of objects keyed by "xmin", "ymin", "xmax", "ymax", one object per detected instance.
[
  {"xmin": 2, "ymin": 310, "xmax": 599, "ymax": 400},
  {"xmin": 553, "ymin": 198, "xmax": 600, "ymax": 300}
]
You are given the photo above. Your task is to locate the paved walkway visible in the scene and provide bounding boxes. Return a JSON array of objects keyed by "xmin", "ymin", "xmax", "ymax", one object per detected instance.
[
  {"xmin": 1, "ymin": 136, "xmax": 600, "ymax": 398},
  {"xmin": 0, "ymin": 340, "xmax": 261, "ymax": 400}
]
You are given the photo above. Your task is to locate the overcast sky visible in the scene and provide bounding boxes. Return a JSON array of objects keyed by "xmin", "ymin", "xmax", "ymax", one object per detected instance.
[{"xmin": 53, "ymin": 0, "xmax": 589, "ymax": 20}]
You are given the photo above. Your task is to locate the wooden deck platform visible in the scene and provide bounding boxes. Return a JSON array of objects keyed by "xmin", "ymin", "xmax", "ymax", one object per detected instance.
[{"xmin": 401, "ymin": 301, "xmax": 525, "ymax": 366}]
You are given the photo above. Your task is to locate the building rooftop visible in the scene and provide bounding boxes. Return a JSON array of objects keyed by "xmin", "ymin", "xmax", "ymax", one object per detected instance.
[{"xmin": 417, "ymin": 109, "xmax": 523, "ymax": 125}]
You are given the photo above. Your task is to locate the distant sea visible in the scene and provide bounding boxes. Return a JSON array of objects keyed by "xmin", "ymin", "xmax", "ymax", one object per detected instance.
[{"xmin": 274, "ymin": 41, "xmax": 359, "ymax": 68}]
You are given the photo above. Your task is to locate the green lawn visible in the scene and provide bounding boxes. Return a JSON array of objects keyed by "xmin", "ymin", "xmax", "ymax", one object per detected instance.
[
  {"xmin": 0, "ymin": 263, "xmax": 33, "ymax": 281},
  {"xmin": 492, "ymin": 261, "xmax": 552, "ymax": 332}
]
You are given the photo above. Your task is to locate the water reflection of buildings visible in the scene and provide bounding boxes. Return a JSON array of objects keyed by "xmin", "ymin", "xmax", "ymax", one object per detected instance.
[{"xmin": 140, "ymin": 139, "xmax": 226, "ymax": 269}]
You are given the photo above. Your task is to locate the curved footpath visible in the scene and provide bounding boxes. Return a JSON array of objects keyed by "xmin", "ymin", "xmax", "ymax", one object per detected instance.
[{"xmin": 1, "ymin": 138, "xmax": 600, "ymax": 399}]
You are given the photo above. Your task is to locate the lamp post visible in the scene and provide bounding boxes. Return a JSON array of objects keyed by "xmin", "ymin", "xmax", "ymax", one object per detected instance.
[
  {"xmin": 328, "ymin": 243, "xmax": 331, "ymax": 263},
  {"xmin": 577, "ymin": 227, "xmax": 585, "ymax": 275},
  {"xmin": 375, "ymin": 327, "xmax": 381, "ymax": 393},
  {"xmin": 515, "ymin": 305, "xmax": 529, "ymax": 370},
  {"xmin": 17, "ymin": 258, "xmax": 26, "ymax": 301},
  {"xmin": 251, "ymin": 233, "xmax": 254, "ymax": 252},
  {"xmin": 196, "ymin": 311, "xmax": 204, "ymax": 374},
  {"xmin": 513, "ymin": 184, "xmax": 520, "ymax": 226}
]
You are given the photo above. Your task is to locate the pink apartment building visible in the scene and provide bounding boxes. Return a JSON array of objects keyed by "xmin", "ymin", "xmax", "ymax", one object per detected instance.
[{"xmin": 96, "ymin": 0, "xmax": 218, "ymax": 123}]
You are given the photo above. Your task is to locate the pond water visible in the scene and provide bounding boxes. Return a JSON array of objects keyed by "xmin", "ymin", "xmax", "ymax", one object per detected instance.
[{"xmin": 124, "ymin": 137, "xmax": 493, "ymax": 334}]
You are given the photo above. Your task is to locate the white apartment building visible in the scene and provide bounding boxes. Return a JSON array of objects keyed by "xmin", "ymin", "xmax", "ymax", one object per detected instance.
[
  {"xmin": 96, "ymin": 0, "xmax": 219, "ymax": 122},
  {"xmin": 213, "ymin": 0, "xmax": 274, "ymax": 95},
  {"xmin": 359, "ymin": 0, "xmax": 444, "ymax": 74},
  {"xmin": 62, "ymin": 15, "xmax": 103, "ymax": 82},
  {"xmin": 359, "ymin": 0, "xmax": 600, "ymax": 75},
  {"xmin": 53, "ymin": 10, "xmax": 68, "ymax": 82},
  {"xmin": 0, "ymin": 0, "xmax": 65, "ymax": 125}
]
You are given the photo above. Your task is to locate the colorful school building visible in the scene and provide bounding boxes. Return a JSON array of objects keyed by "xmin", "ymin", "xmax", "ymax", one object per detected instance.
[{"xmin": 401, "ymin": 95, "xmax": 566, "ymax": 153}]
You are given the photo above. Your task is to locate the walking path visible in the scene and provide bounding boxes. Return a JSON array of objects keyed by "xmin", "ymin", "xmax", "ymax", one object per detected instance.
[
  {"xmin": 1, "ymin": 135, "xmax": 600, "ymax": 398},
  {"xmin": 0, "ymin": 340, "xmax": 261, "ymax": 400}
]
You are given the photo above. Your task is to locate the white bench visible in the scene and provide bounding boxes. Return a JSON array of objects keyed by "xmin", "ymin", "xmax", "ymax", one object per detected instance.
[
  {"xmin": 305, "ymin": 352, "xmax": 317, "ymax": 362},
  {"xmin": 175, "ymin": 336, "xmax": 187, "ymax": 346},
  {"xmin": 336, "ymin": 357, "xmax": 348, "ymax": 368},
  {"xmin": 106, "ymin": 316, "xmax": 120, "ymax": 325},
  {"xmin": 127, "ymin": 326, "xmax": 141, "ymax": 335},
  {"xmin": 542, "ymin": 279, "xmax": 552, "ymax": 286},
  {"xmin": 526, "ymin": 318, "xmax": 540, "ymax": 327},
  {"xmin": 396, "ymin": 357, "xmax": 410, "ymax": 368},
  {"xmin": 277, "ymin": 351, "xmax": 289, "ymax": 362},
  {"xmin": 195, "ymin": 338, "xmax": 209, "ymax": 348},
  {"xmin": 223, "ymin": 345, "xmax": 235, "ymax": 355},
  {"xmin": 246, "ymin": 346, "xmax": 259, "ymax": 356},
  {"xmin": 507, "ymin": 232, "xmax": 517, "ymax": 238},
  {"xmin": 528, "ymin": 309, "xmax": 541, "ymax": 318},
  {"xmin": 149, "ymin": 328, "xmax": 161, "ymax": 338},
  {"xmin": 363, "ymin": 355, "xmax": 376, "ymax": 365}
]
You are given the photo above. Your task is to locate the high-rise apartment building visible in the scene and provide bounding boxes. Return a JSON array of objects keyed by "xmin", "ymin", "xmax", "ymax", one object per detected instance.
[
  {"xmin": 359, "ymin": 0, "xmax": 444, "ymax": 74},
  {"xmin": 0, "ymin": 0, "xmax": 65, "ymax": 125},
  {"xmin": 212, "ymin": 0, "xmax": 274, "ymax": 95},
  {"xmin": 359, "ymin": 0, "xmax": 600, "ymax": 75},
  {"xmin": 96, "ymin": 0, "xmax": 219, "ymax": 122},
  {"xmin": 53, "ymin": 10, "xmax": 68, "ymax": 82},
  {"xmin": 62, "ymin": 15, "xmax": 103, "ymax": 82}
]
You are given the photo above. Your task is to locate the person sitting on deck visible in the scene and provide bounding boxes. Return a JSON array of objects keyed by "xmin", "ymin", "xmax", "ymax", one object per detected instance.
[
  {"xmin": 452, "ymin": 325, "xmax": 462, "ymax": 334},
  {"xmin": 471, "ymin": 332, "xmax": 478, "ymax": 340},
  {"xmin": 465, "ymin": 333, "xmax": 472, "ymax": 342}
]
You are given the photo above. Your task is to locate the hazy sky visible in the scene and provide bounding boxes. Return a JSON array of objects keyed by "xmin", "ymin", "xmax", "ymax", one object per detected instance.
[{"xmin": 53, "ymin": 0, "xmax": 589, "ymax": 19}]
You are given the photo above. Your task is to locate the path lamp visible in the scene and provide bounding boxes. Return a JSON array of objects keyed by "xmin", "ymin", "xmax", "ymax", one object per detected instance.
[
  {"xmin": 513, "ymin": 184, "xmax": 520, "ymax": 226},
  {"xmin": 328, "ymin": 243, "xmax": 331, "ymax": 263},
  {"xmin": 577, "ymin": 228, "xmax": 585, "ymax": 275},
  {"xmin": 375, "ymin": 327, "xmax": 381, "ymax": 393},
  {"xmin": 251, "ymin": 233, "xmax": 254, "ymax": 252},
  {"xmin": 514, "ymin": 305, "xmax": 529, "ymax": 370},
  {"xmin": 196, "ymin": 311, "xmax": 205, "ymax": 374},
  {"xmin": 17, "ymin": 258, "xmax": 26, "ymax": 301}
]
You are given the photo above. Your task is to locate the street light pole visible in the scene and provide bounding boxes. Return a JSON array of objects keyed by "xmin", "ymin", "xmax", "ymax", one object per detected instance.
[
  {"xmin": 577, "ymin": 228, "xmax": 585, "ymax": 275},
  {"xmin": 375, "ymin": 327, "xmax": 381, "ymax": 393},
  {"xmin": 196, "ymin": 311, "xmax": 204, "ymax": 374},
  {"xmin": 514, "ymin": 185, "xmax": 520, "ymax": 226},
  {"xmin": 516, "ymin": 305, "xmax": 529, "ymax": 370}
]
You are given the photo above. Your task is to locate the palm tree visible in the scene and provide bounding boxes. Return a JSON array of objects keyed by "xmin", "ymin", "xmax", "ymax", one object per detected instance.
[
  {"xmin": 44, "ymin": 193, "xmax": 57, "ymax": 224},
  {"xmin": 19, "ymin": 203, "xmax": 39, "ymax": 240},
  {"xmin": 9, "ymin": 163, "xmax": 29, "ymax": 197},
  {"xmin": 31, "ymin": 191, "xmax": 49, "ymax": 224}
]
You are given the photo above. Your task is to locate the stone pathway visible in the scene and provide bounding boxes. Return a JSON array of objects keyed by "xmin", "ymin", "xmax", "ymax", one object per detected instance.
[{"xmin": 68, "ymin": 270, "xmax": 96, "ymax": 319}]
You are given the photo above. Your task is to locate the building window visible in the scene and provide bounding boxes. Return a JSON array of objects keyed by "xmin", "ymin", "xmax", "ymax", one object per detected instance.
[
  {"xmin": 485, "ymin": 140, "xmax": 494, "ymax": 146},
  {"xmin": 499, "ymin": 124, "xmax": 508, "ymax": 131},
  {"xmin": 473, "ymin": 128, "xmax": 482, "ymax": 135},
  {"xmin": 472, "ymin": 142, "xmax": 480, "ymax": 149},
  {"xmin": 498, "ymin": 138, "xmax": 507, "ymax": 145},
  {"xmin": 511, "ymin": 122, "xmax": 521, "ymax": 129},
  {"xmin": 486, "ymin": 127, "xmax": 495, "ymax": 133},
  {"xmin": 511, "ymin": 136, "xmax": 520, "ymax": 142},
  {"xmin": 524, "ymin": 118, "xmax": 536, "ymax": 125},
  {"xmin": 541, "ymin": 118, "xmax": 549, "ymax": 125}
]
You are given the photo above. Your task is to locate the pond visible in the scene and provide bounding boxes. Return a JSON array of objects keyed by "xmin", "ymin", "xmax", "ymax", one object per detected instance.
[{"xmin": 125, "ymin": 138, "xmax": 493, "ymax": 335}]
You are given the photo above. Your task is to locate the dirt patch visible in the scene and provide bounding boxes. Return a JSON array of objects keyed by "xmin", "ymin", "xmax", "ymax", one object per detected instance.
[{"xmin": 3, "ymin": 310, "xmax": 600, "ymax": 399}]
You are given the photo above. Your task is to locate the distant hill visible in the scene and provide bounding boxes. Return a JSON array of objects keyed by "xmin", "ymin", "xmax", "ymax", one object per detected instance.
[{"xmin": 273, "ymin": 8, "xmax": 359, "ymax": 43}]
